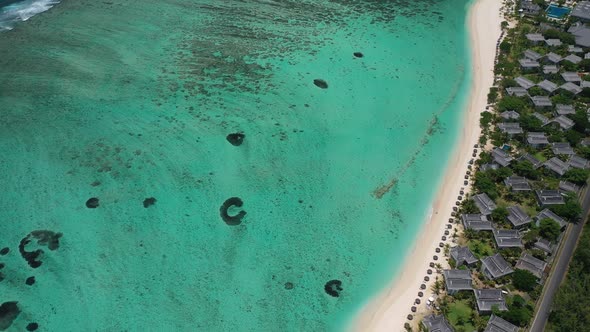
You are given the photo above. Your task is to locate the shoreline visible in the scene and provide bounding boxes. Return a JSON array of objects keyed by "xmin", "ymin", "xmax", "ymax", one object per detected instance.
[{"xmin": 350, "ymin": 0, "xmax": 503, "ymax": 330}]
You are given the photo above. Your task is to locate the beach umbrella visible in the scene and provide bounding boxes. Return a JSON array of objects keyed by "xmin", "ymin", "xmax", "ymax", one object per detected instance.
[
  {"xmin": 418, "ymin": 291, "xmax": 423, "ymax": 297},
  {"xmin": 429, "ymin": 262, "xmax": 435, "ymax": 268},
  {"xmin": 455, "ymin": 201, "xmax": 460, "ymax": 206},
  {"xmin": 411, "ymin": 306, "xmax": 417, "ymax": 313},
  {"xmin": 435, "ymin": 248, "xmax": 441, "ymax": 253},
  {"xmin": 407, "ymin": 314, "xmax": 413, "ymax": 321},
  {"xmin": 446, "ymin": 224, "xmax": 452, "ymax": 229},
  {"xmin": 439, "ymin": 242, "xmax": 444, "ymax": 247},
  {"xmin": 433, "ymin": 255, "xmax": 438, "ymax": 260},
  {"xmin": 420, "ymin": 284, "xmax": 426, "ymax": 290},
  {"xmin": 451, "ymin": 212, "xmax": 456, "ymax": 217},
  {"xmin": 444, "ymin": 230, "xmax": 450, "ymax": 235},
  {"xmin": 424, "ymin": 276, "xmax": 430, "ymax": 282},
  {"xmin": 442, "ymin": 236, "xmax": 447, "ymax": 241},
  {"xmin": 415, "ymin": 298, "xmax": 421, "ymax": 304},
  {"xmin": 427, "ymin": 269, "xmax": 432, "ymax": 275}
]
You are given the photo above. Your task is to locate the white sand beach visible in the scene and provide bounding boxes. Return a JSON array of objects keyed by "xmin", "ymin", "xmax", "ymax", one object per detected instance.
[{"xmin": 350, "ymin": 0, "xmax": 504, "ymax": 330}]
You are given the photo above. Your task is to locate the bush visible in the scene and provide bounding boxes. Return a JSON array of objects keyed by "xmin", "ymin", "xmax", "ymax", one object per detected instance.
[{"xmin": 512, "ymin": 269, "xmax": 538, "ymax": 292}]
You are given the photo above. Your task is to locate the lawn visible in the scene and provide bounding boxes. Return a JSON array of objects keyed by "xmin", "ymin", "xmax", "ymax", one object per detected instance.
[
  {"xmin": 447, "ymin": 300, "xmax": 476, "ymax": 332},
  {"xmin": 533, "ymin": 151, "xmax": 547, "ymax": 162},
  {"xmin": 468, "ymin": 239, "xmax": 495, "ymax": 258}
]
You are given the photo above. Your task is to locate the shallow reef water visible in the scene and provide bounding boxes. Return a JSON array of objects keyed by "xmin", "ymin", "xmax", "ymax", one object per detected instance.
[{"xmin": 0, "ymin": 0, "xmax": 471, "ymax": 330}]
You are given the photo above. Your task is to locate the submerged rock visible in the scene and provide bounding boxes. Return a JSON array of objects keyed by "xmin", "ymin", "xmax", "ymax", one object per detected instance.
[
  {"xmin": 324, "ymin": 279, "xmax": 343, "ymax": 297},
  {"xmin": 143, "ymin": 197, "xmax": 157, "ymax": 208},
  {"xmin": 226, "ymin": 133, "xmax": 245, "ymax": 146},
  {"xmin": 284, "ymin": 282, "xmax": 294, "ymax": 290},
  {"xmin": 19, "ymin": 231, "xmax": 62, "ymax": 268},
  {"xmin": 0, "ymin": 301, "xmax": 20, "ymax": 331},
  {"xmin": 26, "ymin": 322, "xmax": 39, "ymax": 331},
  {"xmin": 353, "ymin": 52, "xmax": 364, "ymax": 58},
  {"xmin": 313, "ymin": 79, "xmax": 328, "ymax": 89},
  {"xmin": 25, "ymin": 276, "xmax": 35, "ymax": 286},
  {"xmin": 85, "ymin": 197, "xmax": 100, "ymax": 209},
  {"xmin": 219, "ymin": 197, "xmax": 247, "ymax": 226},
  {"xmin": 0, "ymin": 248, "xmax": 8, "ymax": 256}
]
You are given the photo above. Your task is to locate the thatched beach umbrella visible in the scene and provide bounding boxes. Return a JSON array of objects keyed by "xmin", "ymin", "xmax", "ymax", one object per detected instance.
[
  {"xmin": 444, "ymin": 230, "xmax": 450, "ymax": 235},
  {"xmin": 442, "ymin": 236, "xmax": 447, "ymax": 241},
  {"xmin": 424, "ymin": 276, "xmax": 430, "ymax": 282},
  {"xmin": 418, "ymin": 291, "xmax": 424, "ymax": 297},
  {"xmin": 433, "ymin": 255, "xmax": 438, "ymax": 261},
  {"xmin": 429, "ymin": 262, "xmax": 435, "ymax": 268},
  {"xmin": 435, "ymin": 248, "xmax": 441, "ymax": 253},
  {"xmin": 411, "ymin": 306, "xmax": 417, "ymax": 312},
  {"xmin": 451, "ymin": 212, "xmax": 456, "ymax": 217},
  {"xmin": 455, "ymin": 201, "xmax": 460, "ymax": 206},
  {"xmin": 439, "ymin": 242, "xmax": 444, "ymax": 247},
  {"xmin": 427, "ymin": 269, "xmax": 432, "ymax": 275},
  {"xmin": 420, "ymin": 284, "xmax": 426, "ymax": 290},
  {"xmin": 415, "ymin": 298, "xmax": 421, "ymax": 304},
  {"xmin": 407, "ymin": 314, "xmax": 413, "ymax": 320}
]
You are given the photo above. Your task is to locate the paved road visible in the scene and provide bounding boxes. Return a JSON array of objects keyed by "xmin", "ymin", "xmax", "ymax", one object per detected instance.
[{"xmin": 529, "ymin": 187, "xmax": 590, "ymax": 332}]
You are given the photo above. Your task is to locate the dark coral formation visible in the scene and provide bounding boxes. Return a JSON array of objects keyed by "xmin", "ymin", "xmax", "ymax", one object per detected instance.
[
  {"xmin": 226, "ymin": 133, "xmax": 245, "ymax": 146},
  {"xmin": 313, "ymin": 79, "xmax": 328, "ymax": 89},
  {"xmin": 324, "ymin": 279, "xmax": 343, "ymax": 297},
  {"xmin": 0, "ymin": 302, "xmax": 20, "ymax": 331},
  {"xmin": 143, "ymin": 197, "xmax": 157, "ymax": 208},
  {"xmin": 19, "ymin": 231, "xmax": 62, "ymax": 268},
  {"xmin": 26, "ymin": 322, "xmax": 39, "ymax": 331},
  {"xmin": 85, "ymin": 197, "xmax": 100, "ymax": 208},
  {"xmin": 284, "ymin": 282, "xmax": 294, "ymax": 290},
  {"xmin": 353, "ymin": 52, "xmax": 364, "ymax": 58},
  {"xmin": 0, "ymin": 248, "xmax": 8, "ymax": 256},
  {"xmin": 25, "ymin": 276, "xmax": 35, "ymax": 286},
  {"xmin": 219, "ymin": 197, "xmax": 247, "ymax": 226}
]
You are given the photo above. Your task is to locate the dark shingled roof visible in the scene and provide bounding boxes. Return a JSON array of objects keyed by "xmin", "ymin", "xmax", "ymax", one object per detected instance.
[
  {"xmin": 484, "ymin": 314, "xmax": 520, "ymax": 332},
  {"xmin": 481, "ymin": 253, "xmax": 514, "ymax": 279}
]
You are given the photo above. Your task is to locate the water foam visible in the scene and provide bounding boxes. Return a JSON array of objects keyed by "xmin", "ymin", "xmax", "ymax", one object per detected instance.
[{"xmin": 0, "ymin": 0, "xmax": 59, "ymax": 31}]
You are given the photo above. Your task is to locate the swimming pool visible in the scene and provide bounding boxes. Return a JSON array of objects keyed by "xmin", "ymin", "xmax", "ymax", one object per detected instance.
[{"xmin": 546, "ymin": 4, "xmax": 571, "ymax": 19}]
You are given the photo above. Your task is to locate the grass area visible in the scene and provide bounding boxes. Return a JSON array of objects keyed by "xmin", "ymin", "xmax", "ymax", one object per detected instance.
[
  {"xmin": 533, "ymin": 151, "xmax": 547, "ymax": 162},
  {"xmin": 468, "ymin": 239, "xmax": 495, "ymax": 258},
  {"xmin": 447, "ymin": 300, "xmax": 476, "ymax": 332}
]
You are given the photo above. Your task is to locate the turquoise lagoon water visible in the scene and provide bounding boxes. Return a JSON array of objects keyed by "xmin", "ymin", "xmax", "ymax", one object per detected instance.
[{"xmin": 0, "ymin": 0, "xmax": 471, "ymax": 330}]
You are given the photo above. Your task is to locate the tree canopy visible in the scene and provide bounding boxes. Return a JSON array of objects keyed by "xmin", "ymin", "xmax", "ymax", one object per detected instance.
[
  {"xmin": 564, "ymin": 168, "xmax": 590, "ymax": 186},
  {"xmin": 539, "ymin": 218, "xmax": 561, "ymax": 242},
  {"xmin": 512, "ymin": 269, "xmax": 538, "ymax": 292}
]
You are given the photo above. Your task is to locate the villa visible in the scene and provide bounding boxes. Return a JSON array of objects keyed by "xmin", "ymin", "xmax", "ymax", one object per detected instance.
[
  {"xmin": 553, "ymin": 115, "xmax": 575, "ymax": 130},
  {"xmin": 526, "ymin": 33, "xmax": 545, "ymax": 43},
  {"xmin": 568, "ymin": 155, "xmax": 590, "ymax": 169},
  {"xmin": 534, "ymin": 238, "xmax": 555, "ymax": 255},
  {"xmin": 474, "ymin": 289, "xmax": 508, "ymax": 313},
  {"xmin": 515, "ymin": 76, "xmax": 535, "ymax": 89},
  {"xmin": 551, "ymin": 142, "xmax": 575, "ymax": 155},
  {"xmin": 473, "ymin": 193, "xmax": 497, "ymax": 215},
  {"xmin": 450, "ymin": 246, "xmax": 478, "ymax": 266},
  {"xmin": 559, "ymin": 180, "xmax": 580, "ymax": 194},
  {"xmin": 504, "ymin": 175, "xmax": 531, "ymax": 191},
  {"xmin": 536, "ymin": 208, "xmax": 568, "ymax": 229},
  {"xmin": 543, "ymin": 65, "xmax": 559, "ymax": 74},
  {"xmin": 555, "ymin": 104, "xmax": 575, "ymax": 116},
  {"xmin": 532, "ymin": 112, "xmax": 551, "ymax": 124},
  {"xmin": 545, "ymin": 39, "xmax": 562, "ymax": 47},
  {"xmin": 544, "ymin": 157, "xmax": 569, "ymax": 176},
  {"xmin": 564, "ymin": 54, "xmax": 582, "ymax": 64},
  {"xmin": 520, "ymin": 153, "xmax": 543, "ymax": 169},
  {"xmin": 491, "ymin": 147, "xmax": 513, "ymax": 166},
  {"xmin": 536, "ymin": 190, "xmax": 566, "ymax": 206},
  {"xmin": 561, "ymin": 82, "xmax": 583, "ymax": 95},
  {"xmin": 498, "ymin": 122, "xmax": 523, "ymax": 135},
  {"xmin": 527, "ymin": 132, "xmax": 549, "ymax": 147},
  {"xmin": 505, "ymin": 86, "xmax": 528, "ymax": 97},
  {"xmin": 537, "ymin": 79, "xmax": 558, "ymax": 93},
  {"xmin": 524, "ymin": 49, "xmax": 542, "ymax": 61},
  {"xmin": 484, "ymin": 314, "xmax": 519, "ymax": 332},
  {"xmin": 561, "ymin": 72, "xmax": 581, "ymax": 82},
  {"xmin": 545, "ymin": 52, "xmax": 562, "ymax": 63},
  {"xmin": 515, "ymin": 253, "xmax": 547, "ymax": 279},
  {"xmin": 462, "ymin": 214, "xmax": 493, "ymax": 231},
  {"xmin": 443, "ymin": 269, "xmax": 472, "ymax": 295},
  {"xmin": 481, "ymin": 253, "xmax": 514, "ymax": 279},
  {"xmin": 492, "ymin": 228, "xmax": 523, "ymax": 249},
  {"xmin": 568, "ymin": 23, "xmax": 590, "ymax": 47},
  {"xmin": 507, "ymin": 206, "xmax": 532, "ymax": 228},
  {"xmin": 530, "ymin": 96, "xmax": 552, "ymax": 108},
  {"xmin": 519, "ymin": 58, "xmax": 540, "ymax": 70},
  {"xmin": 500, "ymin": 110, "xmax": 520, "ymax": 119},
  {"xmin": 422, "ymin": 314, "xmax": 454, "ymax": 332},
  {"xmin": 571, "ymin": 1, "xmax": 590, "ymax": 22}
]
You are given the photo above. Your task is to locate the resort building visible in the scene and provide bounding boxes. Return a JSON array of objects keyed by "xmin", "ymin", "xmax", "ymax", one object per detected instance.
[
  {"xmin": 519, "ymin": 58, "xmax": 540, "ymax": 70},
  {"xmin": 561, "ymin": 72, "xmax": 581, "ymax": 82},
  {"xmin": 526, "ymin": 33, "xmax": 545, "ymax": 43},
  {"xmin": 543, "ymin": 65, "xmax": 559, "ymax": 74},
  {"xmin": 553, "ymin": 115, "xmax": 575, "ymax": 130},
  {"xmin": 524, "ymin": 49, "xmax": 542, "ymax": 61},
  {"xmin": 481, "ymin": 253, "xmax": 514, "ymax": 279},
  {"xmin": 484, "ymin": 314, "xmax": 520, "ymax": 332},
  {"xmin": 450, "ymin": 246, "xmax": 478, "ymax": 266},
  {"xmin": 491, "ymin": 148, "xmax": 513, "ymax": 167},
  {"xmin": 443, "ymin": 269, "xmax": 472, "ymax": 295},
  {"xmin": 531, "ymin": 96, "xmax": 552, "ymax": 108},
  {"xmin": 505, "ymin": 87, "xmax": 528, "ymax": 97},
  {"xmin": 551, "ymin": 142, "xmax": 575, "ymax": 155},
  {"xmin": 544, "ymin": 157, "xmax": 569, "ymax": 176},
  {"xmin": 492, "ymin": 228, "xmax": 523, "ymax": 249},
  {"xmin": 422, "ymin": 314, "xmax": 454, "ymax": 332},
  {"xmin": 582, "ymin": 80, "xmax": 590, "ymax": 89},
  {"xmin": 500, "ymin": 110, "xmax": 520, "ymax": 120},
  {"xmin": 515, "ymin": 76, "xmax": 535, "ymax": 89},
  {"xmin": 568, "ymin": 155, "xmax": 590, "ymax": 169},
  {"xmin": 545, "ymin": 39, "xmax": 562, "ymax": 47},
  {"xmin": 560, "ymin": 82, "xmax": 583, "ymax": 95},
  {"xmin": 473, "ymin": 193, "xmax": 497, "ymax": 215},
  {"xmin": 543, "ymin": 64, "xmax": 559, "ymax": 74},
  {"xmin": 545, "ymin": 52, "xmax": 562, "ymax": 63},
  {"xmin": 480, "ymin": 163, "xmax": 500, "ymax": 172},
  {"xmin": 536, "ymin": 190, "xmax": 566, "ymax": 206},
  {"xmin": 569, "ymin": 45, "xmax": 584, "ymax": 53},
  {"xmin": 532, "ymin": 112, "xmax": 551, "ymax": 124},
  {"xmin": 515, "ymin": 253, "xmax": 547, "ymax": 279},
  {"xmin": 555, "ymin": 104, "xmax": 575, "ymax": 116},
  {"xmin": 520, "ymin": 153, "xmax": 543, "ymax": 169},
  {"xmin": 520, "ymin": 0, "xmax": 541, "ymax": 16},
  {"xmin": 581, "ymin": 137, "xmax": 590, "ymax": 147},
  {"xmin": 507, "ymin": 206, "xmax": 532, "ymax": 228},
  {"xmin": 568, "ymin": 23, "xmax": 590, "ymax": 47},
  {"xmin": 462, "ymin": 214, "xmax": 493, "ymax": 231},
  {"xmin": 559, "ymin": 180, "xmax": 580, "ymax": 194},
  {"xmin": 537, "ymin": 79, "xmax": 558, "ymax": 93},
  {"xmin": 504, "ymin": 175, "xmax": 531, "ymax": 191},
  {"xmin": 474, "ymin": 289, "xmax": 508, "ymax": 314},
  {"xmin": 536, "ymin": 208, "xmax": 568, "ymax": 229},
  {"xmin": 571, "ymin": 1, "xmax": 590, "ymax": 21},
  {"xmin": 498, "ymin": 122, "xmax": 523, "ymax": 135},
  {"xmin": 534, "ymin": 238, "xmax": 555, "ymax": 255},
  {"xmin": 527, "ymin": 132, "xmax": 549, "ymax": 148},
  {"xmin": 564, "ymin": 54, "xmax": 582, "ymax": 64}
]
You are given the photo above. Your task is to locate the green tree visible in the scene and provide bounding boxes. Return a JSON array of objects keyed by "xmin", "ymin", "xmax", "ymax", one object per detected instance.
[
  {"xmin": 474, "ymin": 172, "xmax": 498, "ymax": 199},
  {"xmin": 571, "ymin": 109, "xmax": 590, "ymax": 133},
  {"xmin": 492, "ymin": 206, "xmax": 509, "ymax": 222},
  {"xmin": 512, "ymin": 269, "xmax": 538, "ymax": 291},
  {"xmin": 539, "ymin": 218, "xmax": 562, "ymax": 241},
  {"xmin": 519, "ymin": 114, "xmax": 543, "ymax": 131},
  {"xmin": 564, "ymin": 130, "xmax": 583, "ymax": 146},
  {"xmin": 498, "ymin": 96, "xmax": 527, "ymax": 112},
  {"xmin": 500, "ymin": 40, "xmax": 511, "ymax": 53},
  {"xmin": 579, "ymin": 59, "xmax": 590, "ymax": 72},
  {"xmin": 564, "ymin": 168, "xmax": 590, "ymax": 185},
  {"xmin": 513, "ymin": 160, "xmax": 540, "ymax": 180},
  {"xmin": 550, "ymin": 193, "xmax": 582, "ymax": 222},
  {"xmin": 481, "ymin": 111, "xmax": 494, "ymax": 129}
]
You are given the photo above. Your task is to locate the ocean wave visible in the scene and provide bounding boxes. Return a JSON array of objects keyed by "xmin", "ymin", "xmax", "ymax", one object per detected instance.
[{"xmin": 0, "ymin": 0, "xmax": 59, "ymax": 31}]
